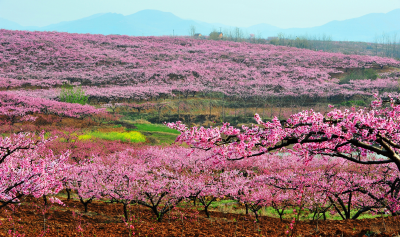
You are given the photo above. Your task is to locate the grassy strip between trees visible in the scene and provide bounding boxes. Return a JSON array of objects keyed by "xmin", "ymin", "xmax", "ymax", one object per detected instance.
[{"xmin": 127, "ymin": 120, "xmax": 180, "ymax": 144}]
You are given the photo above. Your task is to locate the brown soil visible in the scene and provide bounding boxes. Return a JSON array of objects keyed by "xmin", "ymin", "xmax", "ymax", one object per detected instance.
[{"xmin": 1, "ymin": 196, "xmax": 400, "ymax": 237}]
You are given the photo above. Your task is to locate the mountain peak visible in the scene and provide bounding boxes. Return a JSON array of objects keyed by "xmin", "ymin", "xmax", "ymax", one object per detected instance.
[{"xmin": 126, "ymin": 9, "xmax": 180, "ymax": 21}]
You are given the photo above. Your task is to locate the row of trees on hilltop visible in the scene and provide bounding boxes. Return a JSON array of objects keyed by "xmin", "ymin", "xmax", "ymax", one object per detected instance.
[
  {"xmin": 373, "ymin": 33, "xmax": 400, "ymax": 59},
  {"xmin": 189, "ymin": 25, "xmax": 264, "ymax": 43},
  {"xmin": 271, "ymin": 32, "xmax": 400, "ymax": 59},
  {"xmin": 189, "ymin": 25, "xmax": 400, "ymax": 60}
]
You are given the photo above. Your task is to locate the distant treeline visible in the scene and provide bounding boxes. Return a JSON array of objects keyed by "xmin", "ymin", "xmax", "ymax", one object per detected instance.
[
  {"xmin": 268, "ymin": 33, "xmax": 400, "ymax": 60},
  {"xmin": 268, "ymin": 33, "xmax": 334, "ymax": 51},
  {"xmin": 373, "ymin": 33, "xmax": 400, "ymax": 59},
  {"xmin": 190, "ymin": 25, "xmax": 400, "ymax": 60}
]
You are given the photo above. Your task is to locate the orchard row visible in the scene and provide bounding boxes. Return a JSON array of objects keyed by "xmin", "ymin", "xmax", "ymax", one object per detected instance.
[
  {"xmin": 4, "ymin": 73, "xmax": 400, "ymax": 103},
  {"xmin": 1, "ymin": 133, "xmax": 399, "ymax": 225}
]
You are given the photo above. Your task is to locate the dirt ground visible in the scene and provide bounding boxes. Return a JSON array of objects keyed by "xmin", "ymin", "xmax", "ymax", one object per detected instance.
[{"xmin": 0, "ymin": 197, "xmax": 400, "ymax": 237}]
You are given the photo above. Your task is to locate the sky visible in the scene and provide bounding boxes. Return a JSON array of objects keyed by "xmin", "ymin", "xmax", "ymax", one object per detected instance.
[{"xmin": 1, "ymin": 0, "xmax": 400, "ymax": 28}]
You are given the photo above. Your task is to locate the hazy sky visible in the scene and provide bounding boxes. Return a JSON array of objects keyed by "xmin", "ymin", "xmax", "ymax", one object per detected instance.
[{"xmin": 1, "ymin": 0, "xmax": 400, "ymax": 28}]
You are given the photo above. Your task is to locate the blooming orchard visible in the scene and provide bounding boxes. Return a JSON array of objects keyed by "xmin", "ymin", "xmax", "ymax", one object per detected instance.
[
  {"xmin": 62, "ymin": 146, "xmax": 400, "ymax": 220},
  {"xmin": 1, "ymin": 131, "xmax": 399, "ymax": 223},
  {"xmin": 0, "ymin": 30, "xmax": 399, "ymax": 104},
  {"xmin": 1, "ymin": 29, "xmax": 400, "ymax": 233}
]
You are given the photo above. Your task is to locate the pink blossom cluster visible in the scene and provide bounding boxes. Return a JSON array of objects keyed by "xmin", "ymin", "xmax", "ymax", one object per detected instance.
[
  {"xmin": 0, "ymin": 133, "xmax": 70, "ymax": 207},
  {"xmin": 0, "ymin": 91, "xmax": 105, "ymax": 120}
]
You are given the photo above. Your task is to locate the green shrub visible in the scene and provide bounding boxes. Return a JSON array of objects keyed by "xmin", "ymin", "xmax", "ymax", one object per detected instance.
[
  {"xmin": 339, "ymin": 69, "xmax": 378, "ymax": 84},
  {"xmin": 59, "ymin": 84, "xmax": 88, "ymax": 105},
  {"xmin": 209, "ymin": 31, "xmax": 221, "ymax": 40},
  {"xmin": 340, "ymin": 100, "xmax": 367, "ymax": 107}
]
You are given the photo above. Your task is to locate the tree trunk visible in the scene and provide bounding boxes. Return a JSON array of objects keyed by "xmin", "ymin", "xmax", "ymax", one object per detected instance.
[
  {"xmin": 123, "ymin": 202, "xmax": 128, "ymax": 222},
  {"xmin": 79, "ymin": 197, "xmax": 92, "ymax": 213},
  {"xmin": 204, "ymin": 205, "xmax": 210, "ymax": 218},
  {"xmin": 84, "ymin": 202, "xmax": 88, "ymax": 213},
  {"xmin": 66, "ymin": 188, "xmax": 71, "ymax": 200},
  {"xmin": 252, "ymin": 208, "xmax": 259, "ymax": 222},
  {"xmin": 151, "ymin": 207, "xmax": 163, "ymax": 222},
  {"xmin": 43, "ymin": 195, "xmax": 47, "ymax": 206}
]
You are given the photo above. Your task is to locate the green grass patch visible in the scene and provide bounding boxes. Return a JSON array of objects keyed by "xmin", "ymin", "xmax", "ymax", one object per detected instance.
[
  {"xmin": 148, "ymin": 132, "xmax": 179, "ymax": 144},
  {"xmin": 339, "ymin": 100, "xmax": 368, "ymax": 107},
  {"xmin": 124, "ymin": 122, "xmax": 180, "ymax": 144},
  {"xmin": 210, "ymin": 200, "xmax": 236, "ymax": 208},
  {"xmin": 133, "ymin": 123, "xmax": 181, "ymax": 134},
  {"xmin": 258, "ymin": 206, "xmax": 388, "ymax": 221}
]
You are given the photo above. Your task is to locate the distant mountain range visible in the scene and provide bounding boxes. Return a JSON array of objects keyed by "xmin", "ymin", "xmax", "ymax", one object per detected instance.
[
  {"xmin": 0, "ymin": 17, "xmax": 24, "ymax": 30},
  {"xmin": 1, "ymin": 9, "xmax": 400, "ymax": 42}
]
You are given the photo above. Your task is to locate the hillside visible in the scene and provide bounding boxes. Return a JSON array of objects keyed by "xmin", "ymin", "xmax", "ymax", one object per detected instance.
[{"xmin": 0, "ymin": 29, "xmax": 399, "ymax": 106}]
